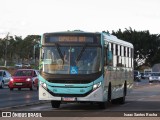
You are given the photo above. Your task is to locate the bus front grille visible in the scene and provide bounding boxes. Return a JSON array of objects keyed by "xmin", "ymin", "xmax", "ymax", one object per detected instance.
[{"xmin": 48, "ymin": 79, "xmax": 91, "ymax": 84}]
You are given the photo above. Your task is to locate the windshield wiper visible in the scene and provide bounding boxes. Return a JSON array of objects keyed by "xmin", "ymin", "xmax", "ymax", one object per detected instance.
[
  {"xmin": 55, "ymin": 43, "xmax": 64, "ymax": 64},
  {"xmin": 76, "ymin": 44, "xmax": 87, "ymax": 63}
]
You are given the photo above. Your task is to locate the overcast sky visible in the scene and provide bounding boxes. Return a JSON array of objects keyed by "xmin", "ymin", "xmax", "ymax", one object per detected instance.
[{"xmin": 0, "ymin": 0, "xmax": 160, "ymax": 38}]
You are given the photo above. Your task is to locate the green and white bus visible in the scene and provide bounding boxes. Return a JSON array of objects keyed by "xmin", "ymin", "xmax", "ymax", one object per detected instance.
[{"xmin": 38, "ymin": 30, "xmax": 134, "ymax": 109}]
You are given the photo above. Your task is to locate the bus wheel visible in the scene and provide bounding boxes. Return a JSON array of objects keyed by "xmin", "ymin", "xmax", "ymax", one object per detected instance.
[
  {"xmin": 108, "ymin": 83, "xmax": 111, "ymax": 102},
  {"xmin": 51, "ymin": 101, "xmax": 61, "ymax": 108},
  {"xmin": 118, "ymin": 96, "xmax": 125, "ymax": 104},
  {"xmin": 98, "ymin": 102, "xmax": 107, "ymax": 109}
]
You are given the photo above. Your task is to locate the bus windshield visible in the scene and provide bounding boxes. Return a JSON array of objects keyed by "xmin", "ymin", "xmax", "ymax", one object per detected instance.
[{"xmin": 42, "ymin": 45, "xmax": 101, "ymax": 74}]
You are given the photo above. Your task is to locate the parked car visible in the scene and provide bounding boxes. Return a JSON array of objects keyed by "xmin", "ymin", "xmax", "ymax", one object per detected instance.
[
  {"xmin": 149, "ymin": 72, "xmax": 160, "ymax": 83},
  {"xmin": 134, "ymin": 70, "xmax": 141, "ymax": 82},
  {"xmin": 8, "ymin": 69, "xmax": 39, "ymax": 91},
  {"xmin": 143, "ymin": 72, "xmax": 151, "ymax": 79},
  {"xmin": 140, "ymin": 72, "xmax": 145, "ymax": 79},
  {"xmin": 0, "ymin": 70, "xmax": 11, "ymax": 88},
  {"xmin": 15, "ymin": 63, "xmax": 23, "ymax": 68},
  {"xmin": 23, "ymin": 63, "xmax": 31, "ymax": 68}
]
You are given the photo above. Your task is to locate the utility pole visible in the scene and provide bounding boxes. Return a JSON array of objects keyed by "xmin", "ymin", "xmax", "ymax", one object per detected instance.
[
  {"xmin": 4, "ymin": 32, "xmax": 10, "ymax": 67},
  {"xmin": 33, "ymin": 45, "xmax": 36, "ymax": 64}
]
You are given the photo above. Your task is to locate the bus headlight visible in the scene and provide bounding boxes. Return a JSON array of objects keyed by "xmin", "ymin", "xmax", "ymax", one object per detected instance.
[
  {"xmin": 40, "ymin": 81, "xmax": 47, "ymax": 89},
  {"xmin": 93, "ymin": 82, "xmax": 101, "ymax": 91}
]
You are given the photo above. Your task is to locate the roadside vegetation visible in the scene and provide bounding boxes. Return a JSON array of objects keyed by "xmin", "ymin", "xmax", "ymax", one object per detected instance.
[{"xmin": 0, "ymin": 35, "xmax": 40, "ymax": 68}]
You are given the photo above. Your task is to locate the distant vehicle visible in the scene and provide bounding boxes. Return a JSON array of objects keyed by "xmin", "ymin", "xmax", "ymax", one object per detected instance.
[
  {"xmin": 140, "ymin": 72, "xmax": 145, "ymax": 79},
  {"xmin": 144, "ymin": 69, "xmax": 152, "ymax": 73},
  {"xmin": 134, "ymin": 70, "xmax": 141, "ymax": 82},
  {"xmin": 8, "ymin": 69, "xmax": 39, "ymax": 91},
  {"xmin": 23, "ymin": 63, "xmax": 31, "ymax": 68},
  {"xmin": 144, "ymin": 69, "xmax": 152, "ymax": 79},
  {"xmin": 149, "ymin": 72, "xmax": 160, "ymax": 83},
  {"xmin": 0, "ymin": 70, "xmax": 11, "ymax": 88},
  {"xmin": 15, "ymin": 63, "xmax": 23, "ymax": 68},
  {"xmin": 143, "ymin": 72, "xmax": 151, "ymax": 79}
]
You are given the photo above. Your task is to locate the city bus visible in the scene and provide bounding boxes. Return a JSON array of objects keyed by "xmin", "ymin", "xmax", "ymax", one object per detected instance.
[{"xmin": 38, "ymin": 30, "xmax": 134, "ymax": 109}]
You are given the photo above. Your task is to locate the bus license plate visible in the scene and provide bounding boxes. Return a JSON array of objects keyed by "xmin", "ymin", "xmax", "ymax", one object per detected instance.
[{"xmin": 62, "ymin": 97, "xmax": 76, "ymax": 101}]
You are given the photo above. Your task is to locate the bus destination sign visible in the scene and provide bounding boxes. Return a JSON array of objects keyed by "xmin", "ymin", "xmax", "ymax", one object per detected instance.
[{"xmin": 45, "ymin": 36, "xmax": 94, "ymax": 43}]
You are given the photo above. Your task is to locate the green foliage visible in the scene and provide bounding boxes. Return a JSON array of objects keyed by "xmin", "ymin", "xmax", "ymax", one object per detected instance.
[{"xmin": 0, "ymin": 35, "xmax": 41, "ymax": 65}]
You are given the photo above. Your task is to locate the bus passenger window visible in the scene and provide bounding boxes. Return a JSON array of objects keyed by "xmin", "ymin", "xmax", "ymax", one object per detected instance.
[{"xmin": 104, "ymin": 47, "xmax": 107, "ymax": 66}]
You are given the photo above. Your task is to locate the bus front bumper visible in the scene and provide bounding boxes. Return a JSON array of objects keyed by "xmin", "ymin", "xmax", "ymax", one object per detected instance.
[{"xmin": 39, "ymin": 85, "xmax": 106, "ymax": 102}]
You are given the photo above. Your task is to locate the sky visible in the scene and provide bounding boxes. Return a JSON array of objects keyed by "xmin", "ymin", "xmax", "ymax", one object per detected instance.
[{"xmin": 0, "ymin": 0, "xmax": 160, "ymax": 38}]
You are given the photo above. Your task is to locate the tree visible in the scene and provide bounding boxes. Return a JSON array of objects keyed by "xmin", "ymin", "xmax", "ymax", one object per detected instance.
[
  {"xmin": 112, "ymin": 27, "xmax": 160, "ymax": 69},
  {"xmin": 22, "ymin": 35, "xmax": 41, "ymax": 63}
]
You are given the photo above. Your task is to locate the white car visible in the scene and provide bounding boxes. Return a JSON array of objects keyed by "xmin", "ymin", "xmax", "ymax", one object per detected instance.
[
  {"xmin": 149, "ymin": 72, "xmax": 160, "ymax": 83},
  {"xmin": 23, "ymin": 63, "xmax": 31, "ymax": 67},
  {"xmin": 143, "ymin": 72, "xmax": 151, "ymax": 79},
  {"xmin": 15, "ymin": 63, "xmax": 23, "ymax": 68},
  {"xmin": 0, "ymin": 70, "xmax": 11, "ymax": 88}
]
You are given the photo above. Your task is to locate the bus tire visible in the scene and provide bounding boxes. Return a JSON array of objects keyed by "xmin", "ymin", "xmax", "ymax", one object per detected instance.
[
  {"xmin": 98, "ymin": 102, "xmax": 107, "ymax": 109},
  {"xmin": 108, "ymin": 83, "xmax": 111, "ymax": 102},
  {"xmin": 51, "ymin": 101, "xmax": 61, "ymax": 108},
  {"xmin": 118, "ymin": 95, "xmax": 125, "ymax": 104}
]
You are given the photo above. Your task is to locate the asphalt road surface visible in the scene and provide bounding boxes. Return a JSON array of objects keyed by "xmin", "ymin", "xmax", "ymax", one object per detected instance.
[
  {"xmin": 0, "ymin": 87, "xmax": 40, "ymax": 109},
  {"xmin": 0, "ymin": 80, "xmax": 160, "ymax": 112},
  {"xmin": 1, "ymin": 80, "xmax": 160, "ymax": 120},
  {"xmin": 0, "ymin": 80, "xmax": 148, "ymax": 109}
]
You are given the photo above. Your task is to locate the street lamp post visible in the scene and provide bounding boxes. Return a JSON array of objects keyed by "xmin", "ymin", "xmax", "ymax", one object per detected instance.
[
  {"xmin": 33, "ymin": 45, "xmax": 36, "ymax": 64},
  {"xmin": 4, "ymin": 33, "xmax": 10, "ymax": 67}
]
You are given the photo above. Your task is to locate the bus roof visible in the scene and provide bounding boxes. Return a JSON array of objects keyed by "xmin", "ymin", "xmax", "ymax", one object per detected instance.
[
  {"xmin": 102, "ymin": 32, "xmax": 133, "ymax": 48},
  {"xmin": 43, "ymin": 30, "xmax": 100, "ymax": 36},
  {"xmin": 42, "ymin": 30, "xmax": 133, "ymax": 48}
]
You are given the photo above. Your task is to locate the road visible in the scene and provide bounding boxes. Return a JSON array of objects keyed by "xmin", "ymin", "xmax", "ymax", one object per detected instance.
[
  {"xmin": 0, "ymin": 80, "xmax": 147, "ymax": 109},
  {"xmin": 0, "ymin": 80, "xmax": 160, "ymax": 112},
  {"xmin": 0, "ymin": 80, "xmax": 160, "ymax": 120},
  {"xmin": 0, "ymin": 87, "xmax": 41, "ymax": 109}
]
